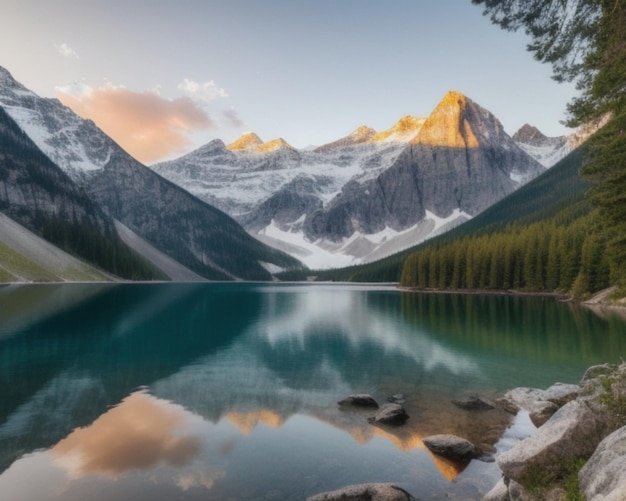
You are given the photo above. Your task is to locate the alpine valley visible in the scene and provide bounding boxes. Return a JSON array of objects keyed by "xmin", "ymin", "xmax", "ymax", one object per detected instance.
[{"xmin": 0, "ymin": 65, "xmax": 590, "ymax": 279}]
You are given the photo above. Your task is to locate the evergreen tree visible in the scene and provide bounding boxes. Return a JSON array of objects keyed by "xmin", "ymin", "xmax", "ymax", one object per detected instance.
[{"xmin": 473, "ymin": 0, "xmax": 626, "ymax": 291}]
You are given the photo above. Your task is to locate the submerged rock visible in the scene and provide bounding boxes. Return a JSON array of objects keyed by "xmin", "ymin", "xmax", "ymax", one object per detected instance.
[
  {"xmin": 387, "ymin": 393, "xmax": 406, "ymax": 404},
  {"xmin": 423, "ymin": 434, "xmax": 477, "ymax": 463},
  {"xmin": 452, "ymin": 393, "xmax": 495, "ymax": 411},
  {"xmin": 337, "ymin": 394, "xmax": 379, "ymax": 408},
  {"xmin": 367, "ymin": 403, "xmax": 409, "ymax": 425},
  {"xmin": 306, "ymin": 483, "xmax": 416, "ymax": 501}
]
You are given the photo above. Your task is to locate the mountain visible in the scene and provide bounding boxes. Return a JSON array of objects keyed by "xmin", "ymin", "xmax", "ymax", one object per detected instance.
[
  {"xmin": 0, "ymin": 106, "xmax": 160, "ymax": 281},
  {"xmin": 512, "ymin": 117, "xmax": 608, "ymax": 168},
  {"xmin": 0, "ymin": 66, "xmax": 304, "ymax": 281},
  {"xmin": 308, "ymin": 143, "xmax": 592, "ymax": 284},
  {"xmin": 154, "ymin": 91, "xmax": 544, "ymax": 268}
]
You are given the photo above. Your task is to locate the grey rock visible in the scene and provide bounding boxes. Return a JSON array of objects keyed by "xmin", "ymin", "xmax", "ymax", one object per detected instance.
[
  {"xmin": 338, "ymin": 394, "xmax": 380, "ymax": 408},
  {"xmin": 542, "ymin": 382, "xmax": 580, "ymax": 407},
  {"xmin": 306, "ymin": 483, "xmax": 416, "ymax": 501},
  {"xmin": 367, "ymin": 403, "xmax": 409, "ymax": 425},
  {"xmin": 423, "ymin": 434, "xmax": 476, "ymax": 462},
  {"xmin": 497, "ymin": 400, "xmax": 608, "ymax": 483},
  {"xmin": 452, "ymin": 393, "xmax": 495, "ymax": 411},
  {"xmin": 579, "ymin": 425, "xmax": 626, "ymax": 501},
  {"xmin": 528, "ymin": 400, "xmax": 559, "ymax": 428},
  {"xmin": 501, "ymin": 384, "xmax": 579, "ymax": 426},
  {"xmin": 481, "ymin": 478, "xmax": 508, "ymax": 501},
  {"xmin": 580, "ymin": 363, "xmax": 618, "ymax": 384}
]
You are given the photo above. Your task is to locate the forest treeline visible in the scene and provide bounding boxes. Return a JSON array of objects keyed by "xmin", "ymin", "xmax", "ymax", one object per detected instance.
[{"xmin": 399, "ymin": 212, "xmax": 609, "ymax": 297}]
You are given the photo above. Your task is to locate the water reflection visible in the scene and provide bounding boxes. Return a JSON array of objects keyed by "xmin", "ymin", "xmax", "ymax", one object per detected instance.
[
  {"xmin": 1, "ymin": 284, "xmax": 625, "ymax": 500},
  {"xmin": 51, "ymin": 392, "xmax": 201, "ymax": 478}
]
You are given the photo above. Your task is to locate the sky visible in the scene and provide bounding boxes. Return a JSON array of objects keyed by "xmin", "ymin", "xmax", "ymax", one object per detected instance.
[{"xmin": 1, "ymin": 0, "xmax": 578, "ymax": 164}]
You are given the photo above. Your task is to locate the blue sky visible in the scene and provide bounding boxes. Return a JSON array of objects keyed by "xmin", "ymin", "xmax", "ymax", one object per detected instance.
[{"xmin": 1, "ymin": 0, "xmax": 577, "ymax": 162}]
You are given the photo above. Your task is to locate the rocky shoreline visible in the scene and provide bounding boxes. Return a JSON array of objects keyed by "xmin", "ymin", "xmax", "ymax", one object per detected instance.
[
  {"xmin": 483, "ymin": 362, "xmax": 626, "ymax": 500},
  {"xmin": 307, "ymin": 362, "xmax": 626, "ymax": 501}
]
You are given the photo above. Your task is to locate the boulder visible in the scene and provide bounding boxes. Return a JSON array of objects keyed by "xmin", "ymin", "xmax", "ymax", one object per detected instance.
[
  {"xmin": 542, "ymin": 382, "xmax": 580, "ymax": 407},
  {"xmin": 338, "ymin": 394, "xmax": 379, "ymax": 408},
  {"xmin": 423, "ymin": 434, "xmax": 476, "ymax": 462},
  {"xmin": 501, "ymin": 384, "xmax": 578, "ymax": 427},
  {"xmin": 580, "ymin": 363, "xmax": 618, "ymax": 384},
  {"xmin": 579, "ymin": 425, "xmax": 626, "ymax": 501},
  {"xmin": 528, "ymin": 400, "xmax": 559, "ymax": 428},
  {"xmin": 481, "ymin": 478, "xmax": 508, "ymax": 501},
  {"xmin": 452, "ymin": 393, "xmax": 495, "ymax": 411},
  {"xmin": 497, "ymin": 400, "xmax": 608, "ymax": 484},
  {"xmin": 367, "ymin": 403, "xmax": 409, "ymax": 425},
  {"xmin": 502, "ymin": 387, "xmax": 546, "ymax": 412},
  {"xmin": 306, "ymin": 483, "xmax": 416, "ymax": 501}
]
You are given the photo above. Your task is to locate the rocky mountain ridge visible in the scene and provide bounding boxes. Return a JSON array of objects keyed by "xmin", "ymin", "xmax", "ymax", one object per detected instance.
[{"xmin": 154, "ymin": 91, "xmax": 545, "ymax": 268}]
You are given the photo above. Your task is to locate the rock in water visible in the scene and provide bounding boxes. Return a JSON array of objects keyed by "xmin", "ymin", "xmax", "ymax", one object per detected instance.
[
  {"xmin": 423, "ymin": 434, "xmax": 477, "ymax": 462},
  {"xmin": 451, "ymin": 393, "xmax": 495, "ymax": 411},
  {"xmin": 367, "ymin": 403, "xmax": 409, "ymax": 425},
  {"xmin": 387, "ymin": 393, "xmax": 406, "ymax": 404},
  {"xmin": 337, "ymin": 394, "xmax": 380, "ymax": 408},
  {"xmin": 306, "ymin": 483, "xmax": 416, "ymax": 501}
]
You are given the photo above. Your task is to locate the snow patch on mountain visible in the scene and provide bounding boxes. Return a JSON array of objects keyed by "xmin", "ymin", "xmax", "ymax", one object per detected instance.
[
  {"xmin": 253, "ymin": 209, "xmax": 470, "ymax": 269},
  {"xmin": 0, "ymin": 67, "xmax": 114, "ymax": 182}
]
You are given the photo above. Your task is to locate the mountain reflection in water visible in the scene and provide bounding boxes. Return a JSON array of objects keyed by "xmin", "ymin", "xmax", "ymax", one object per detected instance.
[{"xmin": 1, "ymin": 283, "xmax": 625, "ymax": 500}]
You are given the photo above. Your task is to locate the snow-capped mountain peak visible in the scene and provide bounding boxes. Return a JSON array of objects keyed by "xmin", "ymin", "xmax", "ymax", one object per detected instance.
[{"xmin": 0, "ymin": 66, "xmax": 115, "ymax": 182}]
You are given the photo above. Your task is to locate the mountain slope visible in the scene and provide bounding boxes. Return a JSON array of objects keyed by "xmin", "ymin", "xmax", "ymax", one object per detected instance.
[
  {"xmin": 0, "ymin": 213, "xmax": 112, "ymax": 282},
  {"xmin": 306, "ymin": 144, "xmax": 591, "ymax": 283},
  {"xmin": 0, "ymin": 106, "xmax": 161, "ymax": 281},
  {"xmin": 0, "ymin": 66, "xmax": 304, "ymax": 281}
]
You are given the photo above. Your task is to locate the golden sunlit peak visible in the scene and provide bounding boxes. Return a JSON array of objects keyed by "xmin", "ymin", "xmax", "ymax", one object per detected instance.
[
  {"xmin": 350, "ymin": 125, "xmax": 377, "ymax": 141},
  {"xmin": 412, "ymin": 90, "xmax": 480, "ymax": 148},
  {"xmin": 256, "ymin": 137, "xmax": 296, "ymax": 153},
  {"xmin": 372, "ymin": 115, "xmax": 425, "ymax": 142},
  {"xmin": 226, "ymin": 131, "xmax": 263, "ymax": 151}
]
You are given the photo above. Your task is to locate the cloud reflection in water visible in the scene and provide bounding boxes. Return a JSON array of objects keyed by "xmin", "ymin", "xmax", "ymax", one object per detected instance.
[{"xmin": 51, "ymin": 392, "xmax": 201, "ymax": 478}]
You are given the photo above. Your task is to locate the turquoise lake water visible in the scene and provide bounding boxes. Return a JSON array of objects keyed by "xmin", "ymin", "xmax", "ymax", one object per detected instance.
[{"xmin": 1, "ymin": 283, "xmax": 625, "ymax": 500}]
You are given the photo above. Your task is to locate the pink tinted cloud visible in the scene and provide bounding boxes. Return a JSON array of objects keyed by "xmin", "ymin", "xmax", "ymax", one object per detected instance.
[{"xmin": 56, "ymin": 84, "xmax": 214, "ymax": 163}]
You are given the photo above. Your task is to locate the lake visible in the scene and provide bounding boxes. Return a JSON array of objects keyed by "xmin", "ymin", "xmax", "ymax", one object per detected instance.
[{"xmin": 1, "ymin": 283, "xmax": 625, "ymax": 500}]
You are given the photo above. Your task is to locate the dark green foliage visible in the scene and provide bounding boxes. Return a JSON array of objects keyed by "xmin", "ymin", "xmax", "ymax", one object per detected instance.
[
  {"xmin": 400, "ymin": 213, "xmax": 610, "ymax": 295},
  {"xmin": 472, "ymin": 0, "xmax": 626, "ymax": 291},
  {"xmin": 0, "ymin": 107, "xmax": 163, "ymax": 280}
]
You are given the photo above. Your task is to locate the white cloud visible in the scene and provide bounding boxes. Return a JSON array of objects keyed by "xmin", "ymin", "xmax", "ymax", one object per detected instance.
[
  {"xmin": 178, "ymin": 78, "xmax": 228, "ymax": 103},
  {"xmin": 56, "ymin": 42, "xmax": 79, "ymax": 59}
]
